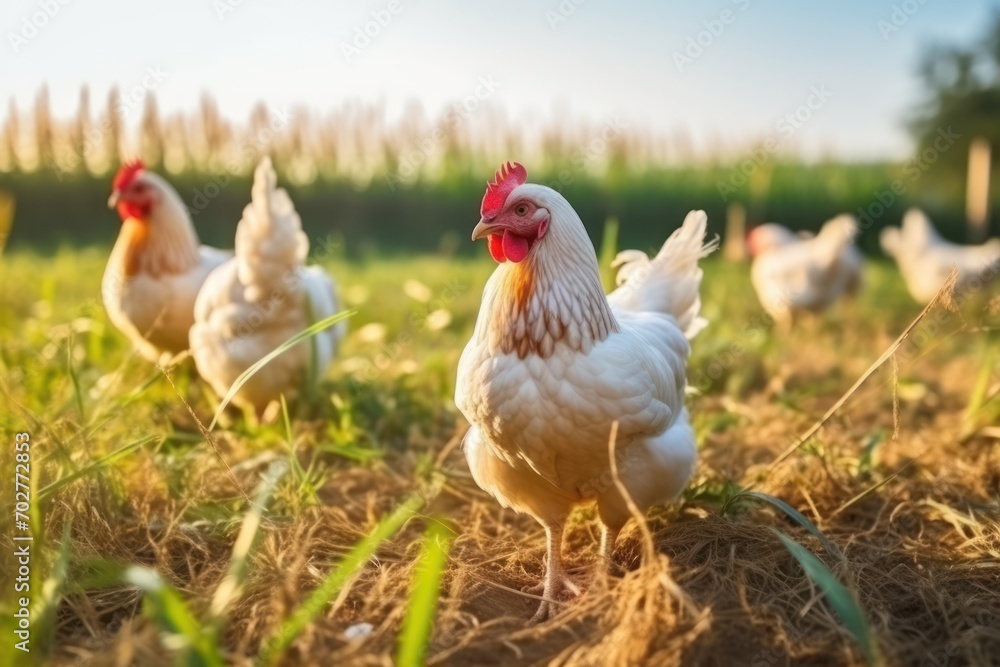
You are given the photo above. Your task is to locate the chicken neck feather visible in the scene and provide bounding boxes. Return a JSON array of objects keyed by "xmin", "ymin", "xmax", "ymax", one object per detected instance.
[
  {"xmin": 113, "ymin": 172, "xmax": 201, "ymax": 279},
  {"xmin": 475, "ymin": 187, "xmax": 618, "ymax": 359}
]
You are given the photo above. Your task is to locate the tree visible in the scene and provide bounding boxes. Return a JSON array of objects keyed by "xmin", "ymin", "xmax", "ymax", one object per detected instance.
[{"xmin": 910, "ymin": 11, "xmax": 1000, "ymax": 182}]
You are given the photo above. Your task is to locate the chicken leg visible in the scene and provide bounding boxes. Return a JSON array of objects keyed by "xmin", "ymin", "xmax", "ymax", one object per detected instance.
[
  {"xmin": 524, "ymin": 521, "xmax": 580, "ymax": 623},
  {"xmin": 600, "ymin": 523, "xmax": 622, "ymax": 574}
]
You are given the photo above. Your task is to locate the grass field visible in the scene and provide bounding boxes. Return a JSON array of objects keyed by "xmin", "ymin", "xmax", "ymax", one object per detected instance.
[{"xmin": 1, "ymin": 244, "xmax": 999, "ymax": 666}]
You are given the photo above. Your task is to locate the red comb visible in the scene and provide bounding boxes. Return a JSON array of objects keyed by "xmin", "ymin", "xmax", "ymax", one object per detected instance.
[
  {"xmin": 481, "ymin": 161, "xmax": 527, "ymax": 220},
  {"xmin": 113, "ymin": 159, "xmax": 145, "ymax": 191}
]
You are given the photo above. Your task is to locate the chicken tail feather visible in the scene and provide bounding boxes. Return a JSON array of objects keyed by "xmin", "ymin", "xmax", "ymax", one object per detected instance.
[
  {"xmin": 234, "ymin": 157, "xmax": 310, "ymax": 303},
  {"xmin": 608, "ymin": 210, "xmax": 718, "ymax": 338}
]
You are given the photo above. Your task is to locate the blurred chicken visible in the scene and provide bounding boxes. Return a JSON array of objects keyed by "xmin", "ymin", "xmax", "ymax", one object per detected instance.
[
  {"xmin": 880, "ymin": 208, "xmax": 1000, "ymax": 304},
  {"xmin": 103, "ymin": 161, "xmax": 229, "ymax": 362},
  {"xmin": 455, "ymin": 162, "xmax": 715, "ymax": 622},
  {"xmin": 189, "ymin": 158, "xmax": 343, "ymax": 413},
  {"xmin": 745, "ymin": 222, "xmax": 808, "ymax": 253},
  {"xmin": 748, "ymin": 215, "xmax": 862, "ymax": 330}
]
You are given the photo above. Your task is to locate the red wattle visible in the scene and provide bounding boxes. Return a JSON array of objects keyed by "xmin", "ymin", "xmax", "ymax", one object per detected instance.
[
  {"xmin": 117, "ymin": 201, "xmax": 148, "ymax": 221},
  {"xmin": 502, "ymin": 230, "xmax": 530, "ymax": 263},
  {"xmin": 488, "ymin": 234, "xmax": 507, "ymax": 262}
]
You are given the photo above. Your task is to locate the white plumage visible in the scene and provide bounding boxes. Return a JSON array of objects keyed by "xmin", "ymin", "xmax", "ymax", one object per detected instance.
[
  {"xmin": 880, "ymin": 208, "xmax": 1000, "ymax": 304},
  {"xmin": 189, "ymin": 158, "xmax": 343, "ymax": 412},
  {"xmin": 103, "ymin": 169, "xmax": 229, "ymax": 363},
  {"xmin": 456, "ymin": 176, "xmax": 715, "ymax": 622},
  {"xmin": 748, "ymin": 215, "xmax": 863, "ymax": 329}
]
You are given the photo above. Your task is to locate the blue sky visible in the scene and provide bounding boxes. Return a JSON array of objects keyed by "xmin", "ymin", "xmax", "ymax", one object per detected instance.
[{"xmin": 1, "ymin": 0, "xmax": 996, "ymax": 160}]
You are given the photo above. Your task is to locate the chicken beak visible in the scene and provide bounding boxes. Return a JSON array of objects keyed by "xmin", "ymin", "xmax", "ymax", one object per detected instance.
[
  {"xmin": 471, "ymin": 218, "xmax": 502, "ymax": 241},
  {"xmin": 107, "ymin": 191, "xmax": 120, "ymax": 209}
]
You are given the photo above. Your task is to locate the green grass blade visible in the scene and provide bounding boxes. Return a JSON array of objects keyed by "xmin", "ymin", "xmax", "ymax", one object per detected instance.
[
  {"xmin": 117, "ymin": 367, "xmax": 170, "ymax": 411},
  {"xmin": 67, "ymin": 335, "xmax": 85, "ymax": 420},
  {"xmin": 963, "ymin": 343, "xmax": 997, "ymax": 435},
  {"xmin": 209, "ymin": 310, "xmax": 356, "ymax": 431},
  {"xmin": 209, "ymin": 460, "xmax": 289, "ymax": 622},
  {"xmin": 281, "ymin": 394, "xmax": 294, "ymax": 444},
  {"xmin": 318, "ymin": 441, "xmax": 383, "ymax": 462},
  {"xmin": 396, "ymin": 520, "xmax": 455, "ymax": 667},
  {"xmin": 257, "ymin": 493, "xmax": 423, "ymax": 666},
  {"xmin": 124, "ymin": 566, "xmax": 225, "ymax": 667},
  {"xmin": 38, "ymin": 434, "xmax": 159, "ymax": 502},
  {"xmin": 737, "ymin": 491, "xmax": 842, "ymax": 558},
  {"xmin": 858, "ymin": 431, "xmax": 885, "ymax": 476},
  {"xmin": 774, "ymin": 531, "xmax": 879, "ymax": 666},
  {"xmin": 33, "ymin": 520, "xmax": 73, "ymax": 655},
  {"xmin": 303, "ymin": 294, "xmax": 320, "ymax": 398},
  {"xmin": 280, "ymin": 395, "xmax": 307, "ymax": 481},
  {"xmin": 833, "ymin": 459, "xmax": 917, "ymax": 518}
]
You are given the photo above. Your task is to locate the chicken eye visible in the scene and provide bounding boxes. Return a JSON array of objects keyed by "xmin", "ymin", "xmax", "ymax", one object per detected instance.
[{"xmin": 515, "ymin": 204, "xmax": 529, "ymax": 216}]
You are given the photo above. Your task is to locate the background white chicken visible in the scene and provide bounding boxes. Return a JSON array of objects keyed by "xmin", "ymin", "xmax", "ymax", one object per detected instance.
[
  {"xmin": 748, "ymin": 215, "xmax": 863, "ymax": 330},
  {"xmin": 189, "ymin": 158, "xmax": 343, "ymax": 414},
  {"xmin": 103, "ymin": 161, "xmax": 230, "ymax": 362},
  {"xmin": 455, "ymin": 162, "xmax": 715, "ymax": 623},
  {"xmin": 880, "ymin": 208, "xmax": 1000, "ymax": 304}
]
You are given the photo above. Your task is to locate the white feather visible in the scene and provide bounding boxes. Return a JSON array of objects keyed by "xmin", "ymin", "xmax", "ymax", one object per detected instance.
[
  {"xmin": 749, "ymin": 215, "xmax": 863, "ymax": 325},
  {"xmin": 456, "ymin": 186, "xmax": 713, "ymax": 534},
  {"xmin": 189, "ymin": 158, "xmax": 343, "ymax": 411},
  {"xmin": 102, "ymin": 171, "xmax": 229, "ymax": 362},
  {"xmin": 881, "ymin": 208, "xmax": 1000, "ymax": 303}
]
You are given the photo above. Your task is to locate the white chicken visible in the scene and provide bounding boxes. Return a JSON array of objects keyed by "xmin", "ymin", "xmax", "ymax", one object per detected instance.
[
  {"xmin": 103, "ymin": 161, "xmax": 230, "ymax": 362},
  {"xmin": 879, "ymin": 208, "xmax": 1000, "ymax": 304},
  {"xmin": 189, "ymin": 158, "xmax": 343, "ymax": 413},
  {"xmin": 455, "ymin": 162, "xmax": 716, "ymax": 622},
  {"xmin": 745, "ymin": 222, "xmax": 802, "ymax": 253},
  {"xmin": 748, "ymin": 215, "xmax": 863, "ymax": 330}
]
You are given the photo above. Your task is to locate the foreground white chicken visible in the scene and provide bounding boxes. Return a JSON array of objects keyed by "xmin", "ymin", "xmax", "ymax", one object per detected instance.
[
  {"xmin": 880, "ymin": 208, "xmax": 1000, "ymax": 304},
  {"xmin": 103, "ymin": 161, "xmax": 229, "ymax": 362},
  {"xmin": 455, "ymin": 162, "xmax": 716, "ymax": 622},
  {"xmin": 189, "ymin": 158, "xmax": 343, "ymax": 413},
  {"xmin": 748, "ymin": 215, "xmax": 862, "ymax": 330}
]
